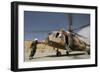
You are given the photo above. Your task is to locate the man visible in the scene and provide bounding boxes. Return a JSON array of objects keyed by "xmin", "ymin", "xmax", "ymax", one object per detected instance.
[{"xmin": 29, "ymin": 38, "xmax": 38, "ymax": 60}]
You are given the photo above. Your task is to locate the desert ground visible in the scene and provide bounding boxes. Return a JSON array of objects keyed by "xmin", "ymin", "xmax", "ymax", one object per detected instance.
[{"xmin": 24, "ymin": 40, "xmax": 90, "ymax": 62}]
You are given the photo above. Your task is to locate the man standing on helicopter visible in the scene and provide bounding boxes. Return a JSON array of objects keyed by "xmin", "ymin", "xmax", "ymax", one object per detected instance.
[{"xmin": 29, "ymin": 38, "xmax": 38, "ymax": 60}]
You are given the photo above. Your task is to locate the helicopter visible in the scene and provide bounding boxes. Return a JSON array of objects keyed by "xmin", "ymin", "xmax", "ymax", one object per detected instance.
[
  {"xmin": 43, "ymin": 28, "xmax": 90, "ymax": 56},
  {"xmin": 30, "ymin": 14, "xmax": 90, "ymax": 56}
]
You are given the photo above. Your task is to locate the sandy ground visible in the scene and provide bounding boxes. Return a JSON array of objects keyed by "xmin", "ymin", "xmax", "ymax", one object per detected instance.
[{"xmin": 24, "ymin": 40, "xmax": 90, "ymax": 62}]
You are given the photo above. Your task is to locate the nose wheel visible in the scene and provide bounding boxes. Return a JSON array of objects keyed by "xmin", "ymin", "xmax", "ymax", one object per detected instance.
[{"xmin": 56, "ymin": 49, "xmax": 62, "ymax": 56}]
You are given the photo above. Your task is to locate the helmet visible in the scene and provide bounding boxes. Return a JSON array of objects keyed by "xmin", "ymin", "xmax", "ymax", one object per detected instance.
[{"xmin": 34, "ymin": 38, "xmax": 38, "ymax": 41}]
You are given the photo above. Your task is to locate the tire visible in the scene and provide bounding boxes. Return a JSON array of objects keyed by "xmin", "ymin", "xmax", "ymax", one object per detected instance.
[
  {"xmin": 66, "ymin": 51, "xmax": 69, "ymax": 56},
  {"xmin": 56, "ymin": 51, "xmax": 61, "ymax": 56}
]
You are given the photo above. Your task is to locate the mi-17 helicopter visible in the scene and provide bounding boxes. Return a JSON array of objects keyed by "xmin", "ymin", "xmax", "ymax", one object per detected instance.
[
  {"xmin": 31, "ymin": 14, "xmax": 90, "ymax": 56},
  {"xmin": 43, "ymin": 14, "xmax": 90, "ymax": 56}
]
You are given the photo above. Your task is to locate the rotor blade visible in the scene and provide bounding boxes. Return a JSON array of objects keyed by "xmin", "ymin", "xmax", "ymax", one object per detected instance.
[
  {"xmin": 73, "ymin": 24, "xmax": 89, "ymax": 31},
  {"xmin": 68, "ymin": 14, "xmax": 72, "ymax": 32},
  {"xmin": 25, "ymin": 30, "xmax": 50, "ymax": 33},
  {"xmin": 25, "ymin": 30, "xmax": 57, "ymax": 33},
  {"xmin": 72, "ymin": 32, "xmax": 87, "ymax": 39}
]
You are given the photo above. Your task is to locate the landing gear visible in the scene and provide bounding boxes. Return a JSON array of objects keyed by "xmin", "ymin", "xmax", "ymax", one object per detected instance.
[
  {"xmin": 86, "ymin": 48, "xmax": 90, "ymax": 55},
  {"xmin": 65, "ymin": 44, "xmax": 70, "ymax": 56},
  {"xmin": 56, "ymin": 49, "xmax": 61, "ymax": 56},
  {"xmin": 66, "ymin": 51, "xmax": 69, "ymax": 56}
]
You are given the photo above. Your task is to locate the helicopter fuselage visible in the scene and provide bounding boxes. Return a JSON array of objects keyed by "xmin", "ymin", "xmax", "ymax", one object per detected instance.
[{"xmin": 46, "ymin": 31, "xmax": 89, "ymax": 52}]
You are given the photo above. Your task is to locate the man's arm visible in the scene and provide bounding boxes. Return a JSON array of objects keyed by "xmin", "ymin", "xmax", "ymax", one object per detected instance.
[
  {"xmin": 30, "ymin": 42, "xmax": 34, "ymax": 48},
  {"xmin": 37, "ymin": 41, "xmax": 46, "ymax": 44}
]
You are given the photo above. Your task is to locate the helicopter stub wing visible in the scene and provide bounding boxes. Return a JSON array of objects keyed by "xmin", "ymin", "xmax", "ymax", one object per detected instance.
[{"xmin": 37, "ymin": 40, "xmax": 66, "ymax": 50}]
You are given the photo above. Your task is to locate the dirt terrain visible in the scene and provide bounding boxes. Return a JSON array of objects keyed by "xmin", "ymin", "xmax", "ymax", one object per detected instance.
[{"xmin": 24, "ymin": 40, "xmax": 90, "ymax": 62}]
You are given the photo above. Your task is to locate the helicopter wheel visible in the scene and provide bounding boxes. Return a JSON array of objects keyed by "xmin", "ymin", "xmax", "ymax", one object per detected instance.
[
  {"xmin": 56, "ymin": 49, "xmax": 61, "ymax": 56},
  {"xmin": 85, "ymin": 47, "xmax": 90, "ymax": 55},
  {"xmin": 87, "ymin": 50, "xmax": 90, "ymax": 55},
  {"xmin": 66, "ymin": 51, "xmax": 69, "ymax": 56}
]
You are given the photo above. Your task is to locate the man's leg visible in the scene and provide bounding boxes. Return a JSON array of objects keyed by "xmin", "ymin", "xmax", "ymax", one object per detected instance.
[{"xmin": 29, "ymin": 49, "xmax": 36, "ymax": 60}]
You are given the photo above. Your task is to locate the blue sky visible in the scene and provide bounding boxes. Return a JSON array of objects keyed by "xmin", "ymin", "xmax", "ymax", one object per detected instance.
[{"xmin": 24, "ymin": 11, "xmax": 90, "ymax": 41}]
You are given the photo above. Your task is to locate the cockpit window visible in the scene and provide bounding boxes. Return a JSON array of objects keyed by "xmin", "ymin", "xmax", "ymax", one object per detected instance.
[{"xmin": 55, "ymin": 32, "xmax": 60, "ymax": 38}]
